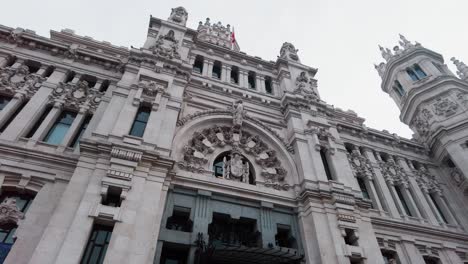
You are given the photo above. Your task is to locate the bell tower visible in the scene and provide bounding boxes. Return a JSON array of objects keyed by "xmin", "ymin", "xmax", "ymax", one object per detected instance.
[{"xmin": 375, "ymin": 35, "xmax": 468, "ymax": 191}]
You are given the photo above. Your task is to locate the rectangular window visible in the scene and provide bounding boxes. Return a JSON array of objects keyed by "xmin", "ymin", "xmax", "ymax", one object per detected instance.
[
  {"xmin": 395, "ymin": 185, "xmax": 412, "ymax": 216},
  {"xmin": 25, "ymin": 105, "xmax": 52, "ymax": 138},
  {"xmin": 248, "ymin": 71, "xmax": 256, "ymax": 89},
  {"xmin": 231, "ymin": 66, "xmax": 239, "ymax": 84},
  {"xmin": 413, "ymin": 64, "xmax": 427, "ymax": 78},
  {"xmin": 393, "ymin": 80, "xmax": 405, "ymax": 97},
  {"xmin": 407, "ymin": 68, "xmax": 419, "ymax": 81},
  {"xmin": 0, "ymin": 100, "xmax": 28, "ymax": 133},
  {"xmin": 212, "ymin": 61, "xmax": 222, "ymax": 79},
  {"xmin": 81, "ymin": 225, "xmax": 113, "ymax": 264},
  {"xmin": 320, "ymin": 147, "xmax": 333, "ymax": 181},
  {"xmin": 357, "ymin": 177, "xmax": 371, "ymax": 200},
  {"xmin": 265, "ymin": 76, "xmax": 273, "ymax": 94},
  {"xmin": 429, "ymin": 193, "xmax": 448, "ymax": 223},
  {"xmin": 43, "ymin": 111, "xmax": 77, "ymax": 145},
  {"xmin": 193, "ymin": 55, "xmax": 204, "ymax": 74},
  {"xmin": 69, "ymin": 115, "xmax": 92, "ymax": 148},
  {"xmin": 0, "ymin": 96, "xmax": 11, "ymax": 111},
  {"xmin": 129, "ymin": 106, "xmax": 151, "ymax": 137}
]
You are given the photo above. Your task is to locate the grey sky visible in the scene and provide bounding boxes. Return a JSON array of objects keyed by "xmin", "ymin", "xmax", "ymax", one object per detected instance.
[{"xmin": 4, "ymin": 0, "xmax": 467, "ymax": 138}]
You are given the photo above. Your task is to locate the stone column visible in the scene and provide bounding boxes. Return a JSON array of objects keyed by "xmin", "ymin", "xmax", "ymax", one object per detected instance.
[
  {"xmin": 0, "ymin": 92, "xmax": 26, "ymax": 131},
  {"xmin": 366, "ymin": 149, "xmax": 401, "ymax": 218},
  {"xmin": 26, "ymin": 103, "xmax": 62, "ymax": 147},
  {"xmin": 255, "ymin": 75, "xmax": 263, "ymax": 92},
  {"xmin": 365, "ymin": 176, "xmax": 384, "ymax": 211},
  {"xmin": 243, "ymin": 71, "xmax": 250, "ymax": 89},
  {"xmin": 238, "ymin": 70, "xmax": 246, "ymax": 88},
  {"xmin": 207, "ymin": 60, "xmax": 214, "ymax": 78},
  {"xmin": 0, "ymin": 56, "xmax": 9, "ymax": 67},
  {"xmin": 423, "ymin": 190, "xmax": 445, "ymax": 227},
  {"xmin": 28, "ymin": 159, "xmax": 98, "ymax": 263},
  {"xmin": 225, "ymin": 66, "xmax": 232, "ymax": 83},
  {"xmin": 36, "ymin": 65, "xmax": 48, "ymax": 77},
  {"xmin": 388, "ymin": 182, "xmax": 407, "ymax": 219},
  {"xmin": 259, "ymin": 202, "xmax": 275, "ymax": 248},
  {"xmin": 401, "ymin": 241, "xmax": 427, "ymax": 264},
  {"xmin": 221, "ymin": 65, "xmax": 228, "ymax": 83},
  {"xmin": 202, "ymin": 59, "xmax": 209, "ymax": 77},
  {"xmin": 187, "ymin": 191, "xmax": 212, "ymax": 263},
  {"xmin": 401, "ymin": 183, "xmax": 422, "ymax": 219},
  {"xmin": 432, "ymin": 192, "xmax": 458, "ymax": 226}
]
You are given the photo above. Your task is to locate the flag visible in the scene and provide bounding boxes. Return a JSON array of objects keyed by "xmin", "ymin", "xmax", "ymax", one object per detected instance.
[{"xmin": 231, "ymin": 27, "xmax": 236, "ymax": 49}]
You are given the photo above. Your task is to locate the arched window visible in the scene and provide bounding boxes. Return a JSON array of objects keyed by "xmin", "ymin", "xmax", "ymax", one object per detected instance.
[
  {"xmin": 193, "ymin": 55, "xmax": 204, "ymax": 74},
  {"xmin": 213, "ymin": 151, "xmax": 255, "ymax": 185},
  {"xmin": 230, "ymin": 66, "xmax": 239, "ymax": 84}
]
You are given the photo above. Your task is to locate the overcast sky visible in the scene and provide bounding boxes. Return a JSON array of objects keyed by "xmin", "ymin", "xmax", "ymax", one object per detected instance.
[{"xmin": 3, "ymin": 0, "xmax": 467, "ymax": 138}]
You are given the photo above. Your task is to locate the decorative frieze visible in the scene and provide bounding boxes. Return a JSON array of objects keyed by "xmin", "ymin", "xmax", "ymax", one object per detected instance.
[{"xmin": 110, "ymin": 147, "xmax": 143, "ymax": 162}]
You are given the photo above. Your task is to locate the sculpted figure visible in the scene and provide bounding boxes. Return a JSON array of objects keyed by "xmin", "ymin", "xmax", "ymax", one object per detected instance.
[
  {"xmin": 168, "ymin": 6, "xmax": 188, "ymax": 26},
  {"xmin": 280, "ymin": 42, "xmax": 299, "ymax": 61},
  {"xmin": 233, "ymin": 100, "xmax": 245, "ymax": 127}
]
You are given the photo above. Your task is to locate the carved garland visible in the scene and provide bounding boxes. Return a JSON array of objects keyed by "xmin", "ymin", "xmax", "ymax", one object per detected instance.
[
  {"xmin": 179, "ymin": 125, "xmax": 289, "ymax": 190},
  {"xmin": 176, "ymin": 109, "xmax": 294, "ymax": 153}
]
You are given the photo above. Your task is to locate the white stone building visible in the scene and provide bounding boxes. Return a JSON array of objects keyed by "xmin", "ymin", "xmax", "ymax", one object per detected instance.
[{"xmin": 0, "ymin": 6, "xmax": 466, "ymax": 264}]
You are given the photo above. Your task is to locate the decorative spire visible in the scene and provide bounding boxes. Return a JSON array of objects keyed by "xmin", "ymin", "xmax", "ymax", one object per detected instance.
[
  {"xmin": 451, "ymin": 57, "xmax": 468, "ymax": 79},
  {"xmin": 398, "ymin": 34, "xmax": 414, "ymax": 49},
  {"xmin": 379, "ymin": 45, "xmax": 393, "ymax": 61}
]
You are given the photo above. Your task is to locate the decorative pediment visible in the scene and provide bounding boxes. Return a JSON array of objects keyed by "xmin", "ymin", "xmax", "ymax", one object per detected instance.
[
  {"xmin": 0, "ymin": 65, "xmax": 44, "ymax": 97},
  {"xmin": 0, "ymin": 198, "xmax": 24, "ymax": 230},
  {"xmin": 50, "ymin": 80, "xmax": 102, "ymax": 113}
]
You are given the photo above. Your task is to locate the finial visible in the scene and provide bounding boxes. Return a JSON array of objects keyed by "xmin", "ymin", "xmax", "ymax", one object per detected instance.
[
  {"xmin": 451, "ymin": 57, "xmax": 468, "ymax": 79},
  {"xmin": 379, "ymin": 45, "xmax": 393, "ymax": 61}
]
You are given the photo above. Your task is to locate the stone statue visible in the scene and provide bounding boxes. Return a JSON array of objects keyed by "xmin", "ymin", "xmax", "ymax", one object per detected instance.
[
  {"xmin": 296, "ymin": 72, "xmax": 309, "ymax": 89},
  {"xmin": 0, "ymin": 197, "xmax": 24, "ymax": 229},
  {"xmin": 224, "ymin": 152, "xmax": 249, "ymax": 183},
  {"xmin": 379, "ymin": 45, "xmax": 393, "ymax": 61},
  {"xmin": 280, "ymin": 42, "xmax": 299, "ymax": 61},
  {"xmin": 168, "ymin": 6, "xmax": 188, "ymax": 26},
  {"xmin": 233, "ymin": 100, "xmax": 245, "ymax": 127}
]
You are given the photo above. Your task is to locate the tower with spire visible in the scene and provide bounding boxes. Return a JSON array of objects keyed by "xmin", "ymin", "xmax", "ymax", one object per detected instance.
[{"xmin": 376, "ymin": 35, "xmax": 468, "ymax": 193}]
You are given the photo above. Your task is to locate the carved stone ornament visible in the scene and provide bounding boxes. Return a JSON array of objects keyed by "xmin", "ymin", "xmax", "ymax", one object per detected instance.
[
  {"xmin": 149, "ymin": 31, "xmax": 181, "ymax": 60},
  {"xmin": 50, "ymin": 80, "xmax": 102, "ymax": 113},
  {"xmin": 378, "ymin": 35, "xmax": 420, "ymax": 63},
  {"xmin": 411, "ymin": 115, "xmax": 430, "ymax": 138},
  {"xmin": 0, "ymin": 197, "xmax": 24, "ymax": 229},
  {"xmin": 379, "ymin": 159, "xmax": 407, "ymax": 184},
  {"xmin": 168, "ymin": 6, "xmax": 188, "ymax": 26},
  {"xmin": 433, "ymin": 98, "xmax": 458, "ymax": 117},
  {"xmin": 222, "ymin": 148, "xmax": 250, "ymax": 183},
  {"xmin": 133, "ymin": 80, "xmax": 166, "ymax": 97},
  {"xmin": 280, "ymin": 42, "xmax": 299, "ymax": 61},
  {"xmin": 179, "ymin": 125, "xmax": 289, "ymax": 190},
  {"xmin": 449, "ymin": 167, "xmax": 464, "ymax": 185},
  {"xmin": 374, "ymin": 62, "xmax": 386, "ymax": 78},
  {"xmin": 232, "ymin": 100, "xmax": 246, "ymax": 129},
  {"xmin": 0, "ymin": 65, "xmax": 44, "ymax": 97},
  {"xmin": 197, "ymin": 18, "xmax": 235, "ymax": 50},
  {"xmin": 414, "ymin": 166, "xmax": 440, "ymax": 192},
  {"xmin": 294, "ymin": 72, "xmax": 319, "ymax": 102},
  {"xmin": 347, "ymin": 150, "xmax": 374, "ymax": 178},
  {"xmin": 457, "ymin": 92, "xmax": 468, "ymax": 107}
]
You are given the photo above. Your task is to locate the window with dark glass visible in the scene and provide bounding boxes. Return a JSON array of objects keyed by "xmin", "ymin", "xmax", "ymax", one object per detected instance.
[
  {"xmin": 248, "ymin": 71, "xmax": 256, "ymax": 89},
  {"xmin": 25, "ymin": 105, "xmax": 52, "ymax": 138},
  {"xmin": 0, "ymin": 99, "xmax": 28, "ymax": 133},
  {"xmin": 429, "ymin": 193, "xmax": 447, "ymax": 223},
  {"xmin": 5, "ymin": 56, "xmax": 16, "ymax": 67},
  {"xmin": 43, "ymin": 66, "xmax": 55, "ymax": 78},
  {"xmin": 382, "ymin": 250, "xmax": 399, "ymax": 264},
  {"xmin": 343, "ymin": 228, "xmax": 358, "ymax": 246},
  {"xmin": 81, "ymin": 75, "xmax": 97, "ymax": 88},
  {"xmin": 230, "ymin": 66, "xmax": 239, "ymax": 84},
  {"xmin": 423, "ymin": 256, "xmax": 441, "ymax": 264},
  {"xmin": 407, "ymin": 64, "xmax": 427, "ymax": 81},
  {"xmin": 193, "ymin": 55, "xmax": 204, "ymax": 74},
  {"xmin": 212, "ymin": 61, "xmax": 222, "ymax": 79},
  {"xmin": 129, "ymin": 106, "xmax": 151, "ymax": 137},
  {"xmin": 99, "ymin": 80, "xmax": 110, "ymax": 93},
  {"xmin": 275, "ymin": 224, "xmax": 296, "ymax": 248},
  {"xmin": 160, "ymin": 242, "xmax": 189, "ymax": 264},
  {"xmin": 357, "ymin": 177, "xmax": 370, "ymax": 200},
  {"xmin": 166, "ymin": 206, "xmax": 193, "ymax": 232},
  {"xmin": 395, "ymin": 185, "xmax": 412, "ymax": 216},
  {"xmin": 24, "ymin": 60, "xmax": 41, "ymax": 74},
  {"xmin": 69, "ymin": 115, "xmax": 92, "ymax": 148},
  {"xmin": 0, "ymin": 192, "xmax": 35, "ymax": 264},
  {"xmin": 64, "ymin": 71, "xmax": 76, "ymax": 83},
  {"xmin": 43, "ymin": 110, "xmax": 77, "ymax": 145},
  {"xmin": 80, "ymin": 225, "xmax": 113, "ymax": 264},
  {"xmin": 393, "ymin": 80, "xmax": 405, "ymax": 97},
  {"xmin": 0, "ymin": 96, "xmax": 11, "ymax": 111},
  {"xmin": 265, "ymin": 76, "xmax": 273, "ymax": 94},
  {"xmin": 320, "ymin": 147, "xmax": 333, "ymax": 180}
]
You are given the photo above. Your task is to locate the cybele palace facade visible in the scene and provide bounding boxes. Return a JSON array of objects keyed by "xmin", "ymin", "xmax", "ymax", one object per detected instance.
[{"xmin": 0, "ymin": 6, "xmax": 467, "ymax": 264}]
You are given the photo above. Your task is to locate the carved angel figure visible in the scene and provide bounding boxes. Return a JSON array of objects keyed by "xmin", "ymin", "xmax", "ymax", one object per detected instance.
[{"xmin": 232, "ymin": 100, "xmax": 246, "ymax": 127}]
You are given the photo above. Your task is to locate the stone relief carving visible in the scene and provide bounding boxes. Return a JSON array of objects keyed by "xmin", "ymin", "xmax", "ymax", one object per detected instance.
[
  {"xmin": 414, "ymin": 167, "xmax": 440, "ymax": 193},
  {"xmin": 0, "ymin": 197, "xmax": 24, "ymax": 229},
  {"xmin": 50, "ymin": 80, "xmax": 102, "ymax": 113},
  {"xmin": 411, "ymin": 115, "xmax": 430, "ymax": 138},
  {"xmin": 168, "ymin": 6, "xmax": 188, "ymax": 26},
  {"xmin": 176, "ymin": 109, "xmax": 294, "ymax": 153},
  {"xmin": 232, "ymin": 100, "xmax": 246, "ymax": 129},
  {"xmin": 347, "ymin": 150, "xmax": 374, "ymax": 178},
  {"xmin": 449, "ymin": 167, "xmax": 464, "ymax": 185},
  {"xmin": 379, "ymin": 159, "xmax": 407, "ymax": 185},
  {"xmin": 433, "ymin": 98, "xmax": 458, "ymax": 117},
  {"xmin": 133, "ymin": 80, "xmax": 166, "ymax": 97},
  {"xmin": 149, "ymin": 31, "xmax": 181, "ymax": 59},
  {"xmin": 179, "ymin": 122, "xmax": 289, "ymax": 190},
  {"xmin": 457, "ymin": 92, "xmax": 468, "ymax": 107},
  {"xmin": 221, "ymin": 148, "xmax": 250, "ymax": 183},
  {"xmin": 280, "ymin": 42, "xmax": 299, "ymax": 61},
  {"xmin": 0, "ymin": 65, "xmax": 44, "ymax": 97},
  {"xmin": 294, "ymin": 72, "xmax": 319, "ymax": 101}
]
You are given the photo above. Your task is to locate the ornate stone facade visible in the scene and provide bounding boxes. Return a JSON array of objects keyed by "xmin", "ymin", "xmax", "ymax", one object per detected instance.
[{"xmin": 0, "ymin": 6, "xmax": 466, "ymax": 264}]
